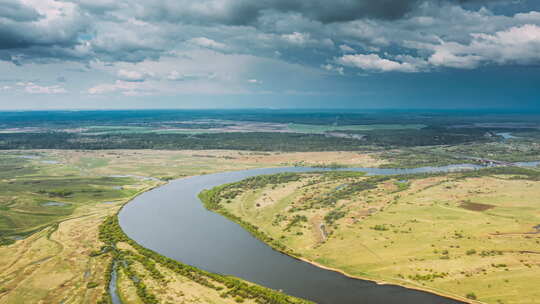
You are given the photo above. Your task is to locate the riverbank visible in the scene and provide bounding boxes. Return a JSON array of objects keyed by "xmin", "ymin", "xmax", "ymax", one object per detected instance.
[{"xmin": 295, "ymin": 257, "xmax": 472, "ymax": 304}]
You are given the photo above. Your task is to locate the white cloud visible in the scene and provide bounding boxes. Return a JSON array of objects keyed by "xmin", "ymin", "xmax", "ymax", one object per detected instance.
[
  {"xmin": 280, "ymin": 32, "xmax": 334, "ymax": 48},
  {"xmin": 167, "ymin": 70, "xmax": 217, "ymax": 81},
  {"xmin": 514, "ymin": 11, "xmax": 540, "ymax": 22},
  {"xmin": 337, "ymin": 24, "xmax": 540, "ymax": 72},
  {"xmin": 166, "ymin": 70, "xmax": 183, "ymax": 81},
  {"xmin": 336, "ymin": 53, "xmax": 420, "ymax": 72},
  {"xmin": 247, "ymin": 78, "xmax": 262, "ymax": 84},
  {"xmin": 117, "ymin": 69, "xmax": 150, "ymax": 82},
  {"xmin": 281, "ymin": 32, "xmax": 311, "ymax": 45},
  {"xmin": 428, "ymin": 24, "xmax": 540, "ymax": 68},
  {"xmin": 321, "ymin": 64, "xmax": 344, "ymax": 75},
  {"xmin": 87, "ymin": 80, "xmax": 149, "ymax": 95},
  {"xmin": 16, "ymin": 82, "xmax": 67, "ymax": 94},
  {"xmin": 188, "ymin": 37, "xmax": 228, "ymax": 51},
  {"xmin": 339, "ymin": 44, "xmax": 355, "ymax": 53}
]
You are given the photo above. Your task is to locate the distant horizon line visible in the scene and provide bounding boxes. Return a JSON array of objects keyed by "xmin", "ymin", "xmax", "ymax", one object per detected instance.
[{"xmin": 0, "ymin": 108, "xmax": 540, "ymax": 113}]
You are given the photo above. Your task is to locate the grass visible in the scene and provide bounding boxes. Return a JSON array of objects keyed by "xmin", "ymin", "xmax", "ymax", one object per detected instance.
[
  {"xmin": 0, "ymin": 173, "xmax": 138, "ymax": 236},
  {"xmin": 0, "ymin": 200, "xmax": 123, "ymax": 303},
  {"xmin": 212, "ymin": 169, "xmax": 540, "ymax": 304}
]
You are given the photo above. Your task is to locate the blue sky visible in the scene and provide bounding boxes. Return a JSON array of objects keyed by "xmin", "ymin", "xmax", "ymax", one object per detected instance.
[{"xmin": 0, "ymin": 0, "xmax": 539, "ymax": 109}]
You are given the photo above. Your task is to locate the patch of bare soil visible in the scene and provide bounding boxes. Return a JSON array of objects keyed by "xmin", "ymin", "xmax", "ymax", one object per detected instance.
[{"xmin": 460, "ymin": 201, "xmax": 494, "ymax": 211}]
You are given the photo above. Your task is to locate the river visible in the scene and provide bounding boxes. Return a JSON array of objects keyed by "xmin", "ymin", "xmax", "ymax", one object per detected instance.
[{"xmin": 119, "ymin": 165, "xmax": 508, "ymax": 303}]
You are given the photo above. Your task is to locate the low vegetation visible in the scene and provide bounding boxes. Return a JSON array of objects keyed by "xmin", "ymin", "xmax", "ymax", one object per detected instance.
[{"xmin": 96, "ymin": 216, "xmax": 312, "ymax": 304}]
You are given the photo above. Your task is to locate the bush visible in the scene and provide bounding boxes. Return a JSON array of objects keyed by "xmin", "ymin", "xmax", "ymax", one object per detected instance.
[
  {"xmin": 466, "ymin": 249, "xmax": 476, "ymax": 255},
  {"xmin": 466, "ymin": 292, "xmax": 477, "ymax": 300},
  {"xmin": 371, "ymin": 224, "xmax": 389, "ymax": 231}
]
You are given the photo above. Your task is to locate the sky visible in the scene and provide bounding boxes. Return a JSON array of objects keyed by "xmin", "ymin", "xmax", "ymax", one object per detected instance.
[{"xmin": 0, "ymin": 0, "xmax": 539, "ymax": 110}]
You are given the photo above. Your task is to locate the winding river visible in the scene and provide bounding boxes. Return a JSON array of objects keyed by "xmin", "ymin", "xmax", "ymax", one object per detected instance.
[
  {"xmin": 118, "ymin": 165, "xmax": 479, "ymax": 303},
  {"xmin": 118, "ymin": 163, "xmax": 537, "ymax": 303}
]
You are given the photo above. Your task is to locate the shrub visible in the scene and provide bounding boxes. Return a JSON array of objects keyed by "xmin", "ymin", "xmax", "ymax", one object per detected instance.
[
  {"xmin": 466, "ymin": 249, "xmax": 477, "ymax": 255},
  {"xmin": 466, "ymin": 292, "xmax": 477, "ymax": 300}
]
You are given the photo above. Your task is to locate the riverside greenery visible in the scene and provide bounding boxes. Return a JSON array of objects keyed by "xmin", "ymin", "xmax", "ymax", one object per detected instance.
[{"xmin": 95, "ymin": 215, "xmax": 313, "ymax": 304}]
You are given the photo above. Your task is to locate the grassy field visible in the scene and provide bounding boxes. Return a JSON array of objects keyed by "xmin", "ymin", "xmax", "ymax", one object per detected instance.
[
  {"xmin": 0, "ymin": 152, "xmax": 161, "ymax": 303},
  {"xmin": 209, "ymin": 169, "xmax": 540, "ymax": 304},
  {"xmin": 0, "ymin": 149, "xmax": 383, "ymax": 303}
]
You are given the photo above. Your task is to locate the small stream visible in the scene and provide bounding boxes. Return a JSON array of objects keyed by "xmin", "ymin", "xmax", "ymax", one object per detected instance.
[{"xmin": 109, "ymin": 262, "xmax": 122, "ymax": 304}]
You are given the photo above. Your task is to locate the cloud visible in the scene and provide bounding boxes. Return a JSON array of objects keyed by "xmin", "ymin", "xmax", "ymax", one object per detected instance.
[
  {"xmin": 188, "ymin": 37, "xmax": 228, "ymax": 51},
  {"xmin": 335, "ymin": 23, "xmax": 540, "ymax": 72},
  {"xmin": 336, "ymin": 53, "xmax": 421, "ymax": 72},
  {"xmin": 0, "ymin": 0, "xmax": 90, "ymax": 61},
  {"xmin": 281, "ymin": 32, "xmax": 311, "ymax": 45},
  {"xmin": 136, "ymin": 0, "xmax": 425, "ymax": 26},
  {"xmin": 88, "ymin": 20, "xmax": 171, "ymax": 62},
  {"xmin": 60, "ymin": 0, "xmax": 123, "ymax": 16},
  {"xmin": 117, "ymin": 69, "xmax": 151, "ymax": 82},
  {"xmin": 16, "ymin": 82, "xmax": 67, "ymax": 94},
  {"xmin": 1, "ymin": 0, "xmax": 540, "ymax": 86},
  {"xmin": 247, "ymin": 78, "xmax": 262, "ymax": 84},
  {"xmin": 166, "ymin": 70, "xmax": 217, "ymax": 81},
  {"xmin": 88, "ymin": 80, "xmax": 151, "ymax": 95},
  {"xmin": 321, "ymin": 63, "xmax": 344, "ymax": 75},
  {"xmin": 428, "ymin": 24, "xmax": 540, "ymax": 68},
  {"xmin": 339, "ymin": 44, "xmax": 355, "ymax": 53},
  {"xmin": 0, "ymin": 0, "xmax": 42, "ymax": 22}
]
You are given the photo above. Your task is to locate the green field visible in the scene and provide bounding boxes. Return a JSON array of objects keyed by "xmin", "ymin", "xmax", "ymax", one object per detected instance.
[{"xmin": 0, "ymin": 154, "xmax": 144, "ymax": 239}]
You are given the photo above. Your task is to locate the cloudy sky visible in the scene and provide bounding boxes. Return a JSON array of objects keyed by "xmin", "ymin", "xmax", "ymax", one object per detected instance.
[{"xmin": 0, "ymin": 0, "xmax": 539, "ymax": 109}]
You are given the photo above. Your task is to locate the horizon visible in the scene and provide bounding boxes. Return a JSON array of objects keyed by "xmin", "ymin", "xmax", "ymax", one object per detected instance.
[{"xmin": 1, "ymin": 108, "xmax": 540, "ymax": 113}]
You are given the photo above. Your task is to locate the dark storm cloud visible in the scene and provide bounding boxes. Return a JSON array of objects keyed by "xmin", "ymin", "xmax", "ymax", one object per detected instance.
[
  {"xmin": 137, "ymin": 0, "xmax": 516, "ymax": 26},
  {"xmin": 59, "ymin": 0, "xmax": 123, "ymax": 17},
  {"xmin": 0, "ymin": 22, "xmax": 86, "ymax": 53},
  {"xmin": 0, "ymin": 27, "xmax": 31, "ymax": 49},
  {"xmin": 138, "ymin": 0, "xmax": 424, "ymax": 25},
  {"xmin": 0, "ymin": 0, "xmax": 92, "ymax": 63}
]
